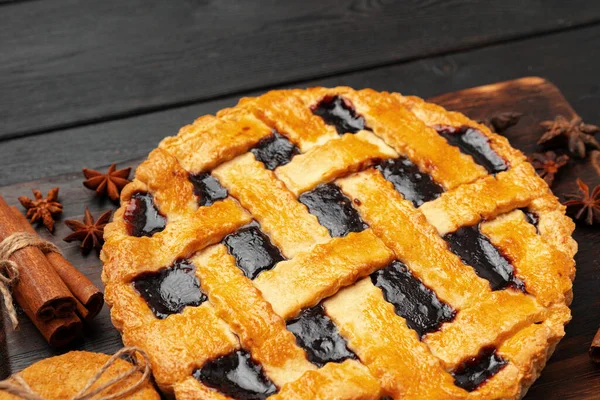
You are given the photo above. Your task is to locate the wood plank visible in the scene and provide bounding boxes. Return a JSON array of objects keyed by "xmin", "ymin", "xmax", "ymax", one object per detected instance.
[
  {"xmin": 1, "ymin": 0, "xmax": 600, "ymax": 138},
  {"xmin": 2, "ymin": 23, "xmax": 600, "ymax": 187},
  {"xmin": 1, "ymin": 78, "xmax": 599, "ymax": 399}
]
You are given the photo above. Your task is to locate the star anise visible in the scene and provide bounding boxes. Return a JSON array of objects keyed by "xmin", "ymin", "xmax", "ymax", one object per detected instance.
[
  {"xmin": 563, "ymin": 179, "xmax": 600, "ymax": 225},
  {"xmin": 18, "ymin": 188, "xmax": 63, "ymax": 233},
  {"xmin": 479, "ymin": 111, "xmax": 523, "ymax": 133},
  {"xmin": 83, "ymin": 163, "xmax": 131, "ymax": 202},
  {"xmin": 528, "ymin": 151, "xmax": 569, "ymax": 187},
  {"xmin": 64, "ymin": 208, "xmax": 113, "ymax": 254},
  {"xmin": 538, "ymin": 115, "xmax": 600, "ymax": 158}
]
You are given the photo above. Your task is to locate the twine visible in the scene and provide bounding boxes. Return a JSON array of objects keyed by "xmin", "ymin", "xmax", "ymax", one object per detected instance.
[
  {"xmin": 0, "ymin": 347, "xmax": 152, "ymax": 400},
  {"xmin": 0, "ymin": 232, "xmax": 62, "ymax": 329}
]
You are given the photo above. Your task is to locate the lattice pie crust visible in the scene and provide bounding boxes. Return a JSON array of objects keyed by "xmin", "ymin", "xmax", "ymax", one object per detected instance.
[{"xmin": 101, "ymin": 87, "xmax": 576, "ymax": 400}]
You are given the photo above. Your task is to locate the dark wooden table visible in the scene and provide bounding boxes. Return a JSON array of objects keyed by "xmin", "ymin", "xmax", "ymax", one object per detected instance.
[{"xmin": 1, "ymin": 1, "xmax": 599, "ymax": 398}]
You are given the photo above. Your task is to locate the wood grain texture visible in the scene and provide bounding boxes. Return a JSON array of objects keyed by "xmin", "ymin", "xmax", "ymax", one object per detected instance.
[
  {"xmin": 1, "ymin": 78, "xmax": 599, "ymax": 398},
  {"xmin": 1, "ymin": 0, "xmax": 600, "ymax": 139},
  {"xmin": 2, "ymin": 23, "xmax": 600, "ymax": 187}
]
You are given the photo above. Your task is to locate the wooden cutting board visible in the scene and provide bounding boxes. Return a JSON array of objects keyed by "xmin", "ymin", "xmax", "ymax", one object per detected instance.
[{"xmin": 1, "ymin": 77, "xmax": 599, "ymax": 399}]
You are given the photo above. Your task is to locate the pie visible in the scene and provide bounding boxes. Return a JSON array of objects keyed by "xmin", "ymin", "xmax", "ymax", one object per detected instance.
[
  {"xmin": 0, "ymin": 351, "xmax": 159, "ymax": 399},
  {"xmin": 101, "ymin": 87, "xmax": 577, "ymax": 399}
]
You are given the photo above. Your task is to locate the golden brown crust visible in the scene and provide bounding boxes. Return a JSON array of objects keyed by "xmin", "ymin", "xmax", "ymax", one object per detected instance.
[
  {"xmin": 212, "ymin": 153, "xmax": 331, "ymax": 258},
  {"xmin": 271, "ymin": 360, "xmax": 382, "ymax": 400},
  {"xmin": 240, "ymin": 89, "xmax": 338, "ymax": 152},
  {"xmin": 159, "ymin": 107, "xmax": 272, "ymax": 174},
  {"xmin": 337, "ymin": 169, "xmax": 490, "ymax": 308},
  {"xmin": 101, "ymin": 87, "xmax": 577, "ymax": 399},
  {"xmin": 254, "ymin": 230, "xmax": 394, "ymax": 320},
  {"xmin": 0, "ymin": 351, "xmax": 159, "ymax": 400},
  {"xmin": 325, "ymin": 279, "xmax": 467, "ymax": 400},
  {"xmin": 191, "ymin": 244, "xmax": 316, "ymax": 387},
  {"xmin": 528, "ymin": 195, "xmax": 578, "ymax": 260},
  {"xmin": 298, "ymin": 87, "xmax": 488, "ymax": 190},
  {"xmin": 424, "ymin": 291, "xmax": 545, "ymax": 370},
  {"xmin": 396, "ymin": 94, "xmax": 526, "ymax": 170},
  {"xmin": 419, "ymin": 162, "xmax": 550, "ymax": 236},
  {"xmin": 481, "ymin": 211, "xmax": 574, "ymax": 307},
  {"xmin": 275, "ymin": 130, "xmax": 397, "ymax": 196}
]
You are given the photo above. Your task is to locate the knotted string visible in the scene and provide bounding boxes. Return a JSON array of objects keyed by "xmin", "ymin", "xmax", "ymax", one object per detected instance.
[
  {"xmin": 0, "ymin": 347, "xmax": 152, "ymax": 400},
  {"xmin": 0, "ymin": 232, "xmax": 62, "ymax": 329}
]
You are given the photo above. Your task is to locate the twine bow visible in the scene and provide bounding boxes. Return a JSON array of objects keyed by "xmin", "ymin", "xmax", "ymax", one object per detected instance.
[
  {"xmin": 0, "ymin": 232, "xmax": 62, "ymax": 329},
  {"xmin": 0, "ymin": 347, "xmax": 152, "ymax": 400}
]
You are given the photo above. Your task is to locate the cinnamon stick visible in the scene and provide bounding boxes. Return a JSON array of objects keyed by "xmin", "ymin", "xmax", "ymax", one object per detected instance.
[
  {"xmin": 0, "ymin": 195, "xmax": 75, "ymax": 321},
  {"xmin": 11, "ymin": 207, "xmax": 104, "ymax": 321},
  {"xmin": 48, "ymin": 254, "xmax": 103, "ymax": 321},
  {"xmin": 74, "ymin": 297, "xmax": 91, "ymax": 321},
  {"xmin": 590, "ymin": 328, "xmax": 600, "ymax": 363},
  {"xmin": 18, "ymin": 296, "xmax": 82, "ymax": 347}
]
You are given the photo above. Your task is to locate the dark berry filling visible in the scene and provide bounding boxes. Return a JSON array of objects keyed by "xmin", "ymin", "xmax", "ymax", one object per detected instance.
[
  {"xmin": 189, "ymin": 173, "xmax": 228, "ymax": 206},
  {"xmin": 286, "ymin": 304, "xmax": 357, "ymax": 368},
  {"xmin": 251, "ymin": 130, "xmax": 299, "ymax": 170},
  {"xmin": 132, "ymin": 260, "xmax": 206, "ymax": 319},
  {"xmin": 123, "ymin": 192, "xmax": 167, "ymax": 237},
  {"xmin": 376, "ymin": 157, "xmax": 444, "ymax": 207},
  {"xmin": 520, "ymin": 208, "xmax": 540, "ymax": 230},
  {"xmin": 223, "ymin": 222, "xmax": 285, "ymax": 279},
  {"xmin": 444, "ymin": 226, "xmax": 524, "ymax": 291},
  {"xmin": 311, "ymin": 95, "xmax": 368, "ymax": 135},
  {"xmin": 452, "ymin": 347, "xmax": 508, "ymax": 392},
  {"xmin": 433, "ymin": 125, "xmax": 508, "ymax": 174},
  {"xmin": 298, "ymin": 183, "xmax": 367, "ymax": 237},
  {"xmin": 193, "ymin": 349, "xmax": 277, "ymax": 399},
  {"xmin": 371, "ymin": 260, "xmax": 455, "ymax": 337}
]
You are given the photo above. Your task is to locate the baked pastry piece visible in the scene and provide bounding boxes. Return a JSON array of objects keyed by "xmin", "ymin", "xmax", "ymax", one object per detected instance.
[
  {"xmin": 0, "ymin": 351, "xmax": 159, "ymax": 399},
  {"xmin": 101, "ymin": 87, "xmax": 577, "ymax": 399}
]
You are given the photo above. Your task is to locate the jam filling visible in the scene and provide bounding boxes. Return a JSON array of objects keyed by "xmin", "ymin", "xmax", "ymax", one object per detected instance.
[
  {"xmin": 223, "ymin": 222, "xmax": 285, "ymax": 279},
  {"xmin": 298, "ymin": 183, "xmax": 367, "ymax": 237},
  {"xmin": 521, "ymin": 208, "xmax": 540, "ymax": 229},
  {"xmin": 444, "ymin": 226, "xmax": 524, "ymax": 291},
  {"xmin": 376, "ymin": 157, "xmax": 444, "ymax": 207},
  {"xmin": 433, "ymin": 125, "xmax": 508, "ymax": 174},
  {"xmin": 194, "ymin": 349, "xmax": 277, "ymax": 399},
  {"xmin": 286, "ymin": 304, "xmax": 357, "ymax": 367},
  {"xmin": 251, "ymin": 130, "xmax": 299, "ymax": 170},
  {"xmin": 371, "ymin": 260, "xmax": 455, "ymax": 337},
  {"xmin": 451, "ymin": 347, "xmax": 508, "ymax": 392},
  {"xmin": 189, "ymin": 173, "xmax": 228, "ymax": 206},
  {"xmin": 311, "ymin": 95, "xmax": 368, "ymax": 135},
  {"xmin": 123, "ymin": 192, "xmax": 167, "ymax": 237},
  {"xmin": 132, "ymin": 260, "xmax": 206, "ymax": 319}
]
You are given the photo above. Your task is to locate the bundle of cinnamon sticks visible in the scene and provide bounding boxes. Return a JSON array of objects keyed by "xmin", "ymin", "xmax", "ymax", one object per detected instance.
[{"xmin": 0, "ymin": 195, "xmax": 103, "ymax": 347}]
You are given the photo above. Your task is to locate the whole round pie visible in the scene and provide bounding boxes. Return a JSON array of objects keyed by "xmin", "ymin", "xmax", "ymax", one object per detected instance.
[{"xmin": 101, "ymin": 87, "xmax": 577, "ymax": 399}]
